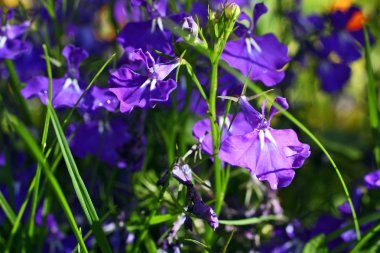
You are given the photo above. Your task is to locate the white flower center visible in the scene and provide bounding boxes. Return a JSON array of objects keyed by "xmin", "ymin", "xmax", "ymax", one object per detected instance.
[
  {"xmin": 259, "ymin": 129, "xmax": 278, "ymax": 150},
  {"xmin": 0, "ymin": 36, "xmax": 7, "ymax": 48},
  {"xmin": 245, "ymin": 37, "xmax": 262, "ymax": 55},
  {"xmin": 150, "ymin": 78, "xmax": 157, "ymax": 91},
  {"xmin": 62, "ymin": 78, "xmax": 81, "ymax": 93},
  {"xmin": 151, "ymin": 17, "xmax": 164, "ymax": 33}
]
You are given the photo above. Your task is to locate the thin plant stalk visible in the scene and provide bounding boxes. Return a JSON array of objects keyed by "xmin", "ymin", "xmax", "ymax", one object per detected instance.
[
  {"xmin": 27, "ymin": 44, "xmax": 53, "ymax": 238},
  {"xmin": 363, "ymin": 26, "xmax": 380, "ymax": 168}
]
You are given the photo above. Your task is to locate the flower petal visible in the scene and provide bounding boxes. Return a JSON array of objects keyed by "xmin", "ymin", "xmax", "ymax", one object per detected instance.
[
  {"xmin": 238, "ymin": 96, "xmax": 262, "ymax": 128},
  {"xmin": 221, "ymin": 35, "xmax": 290, "ymax": 86}
]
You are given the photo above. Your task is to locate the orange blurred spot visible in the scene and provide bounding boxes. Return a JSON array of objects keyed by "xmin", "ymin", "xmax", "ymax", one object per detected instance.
[
  {"xmin": 94, "ymin": 5, "xmax": 116, "ymax": 42},
  {"xmin": 331, "ymin": 0, "xmax": 351, "ymax": 12},
  {"xmin": 330, "ymin": 0, "xmax": 366, "ymax": 32},
  {"xmin": 346, "ymin": 10, "xmax": 366, "ymax": 31}
]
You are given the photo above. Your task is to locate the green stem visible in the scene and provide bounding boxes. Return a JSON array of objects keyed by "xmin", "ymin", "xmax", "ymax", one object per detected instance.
[
  {"xmin": 27, "ymin": 44, "xmax": 54, "ymax": 239},
  {"xmin": 363, "ymin": 26, "xmax": 380, "ymax": 168},
  {"xmin": 4, "ymin": 113, "xmax": 87, "ymax": 252},
  {"xmin": 209, "ymin": 59, "xmax": 223, "ymax": 216},
  {"xmin": 203, "ymin": 10, "xmax": 240, "ymax": 247},
  {"xmin": 351, "ymin": 221, "xmax": 380, "ymax": 252},
  {"xmin": 203, "ymin": 58, "xmax": 223, "ymax": 248}
]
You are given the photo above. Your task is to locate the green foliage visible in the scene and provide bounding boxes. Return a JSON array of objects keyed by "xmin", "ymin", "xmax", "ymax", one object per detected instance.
[{"xmin": 302, "ymin": 234, "xmax": 328, "ymax": 253}]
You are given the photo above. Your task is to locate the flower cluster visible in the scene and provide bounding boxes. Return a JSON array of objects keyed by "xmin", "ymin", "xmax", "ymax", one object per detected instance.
[
  {"xmin": 288, "ymin": 1, "xmax": 374, "ymax": 92},
  {"xmin": 1, "ymin": 0, "xmax": 378, "ymax": 252}
]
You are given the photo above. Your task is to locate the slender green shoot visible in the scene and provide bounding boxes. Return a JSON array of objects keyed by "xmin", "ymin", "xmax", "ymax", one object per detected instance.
[
  {"xmin": 351, "ymin": 222, "xmax": 380, "ymax": 252},
  {"xmin": 27, "ymin": 44, "xmax": 53, "ymax": 238},
  {"xmin": 0, "ymin": 191, "xmax": 16, "ymax": 225},
  {"xmin": 363, "ymin": 26, "xmax": 380, "ymax": 168},
  {"xmin": 5, "ymin": 113, "xmax": 88, "ymax": 253},
  {"xmin": 42, "ymin": 45, "xmax": 112, "ymax": 252},
  {"xmin": 219, "ymin": 215, "xmax": 286, "ymax": 226}
]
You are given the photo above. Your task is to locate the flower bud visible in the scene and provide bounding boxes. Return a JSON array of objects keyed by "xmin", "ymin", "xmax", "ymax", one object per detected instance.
[
  {"xmin": 181, "ymin": 16, "xmax": 199, "ymax": 41},
  {"xmin": 224, "ymin": 2, "xmax": 241, "ymax": 21}
]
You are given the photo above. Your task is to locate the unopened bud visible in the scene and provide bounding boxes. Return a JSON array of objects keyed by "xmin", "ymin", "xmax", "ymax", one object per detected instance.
[
  {"xmin": 181, "ymin": 16, "xmax": 199, "ymax": 39},
  {"xmin": 224, "ymin": 2, "xmax": 241, "ymax": 21}
]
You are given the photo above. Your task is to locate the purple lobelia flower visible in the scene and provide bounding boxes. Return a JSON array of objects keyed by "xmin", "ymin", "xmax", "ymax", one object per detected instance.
[
  {"xmin": 0, "ymin": 9, "xmax": 30, "ymax": 59},
  {"xmin": 288, "ymin": 2, "xmax": 375, "ymax": 93},
  {"xmin": 67, "ymin": 116, "xmax": 132, "ymax": 169},
  {"xmin": 325, "ymin": 5, "xmax": 373, "ymax": 63},
  {"xmin": 364, "ymin": 170, "xmax": 380, "ymax": 189},
  {"xmin": 89, "ymin": 86, "xmax": 119, "ymax": 112},
  {"xmin": 219, "ymin": 96, "xmax": 310, "ymax": 189},
  {"xmin": 221, "ymin": 3, "xmax": 290, "ymax": 86},
  {"xmin": 317, "ymin": 4, "xmax": 374, "ymax": 93},
  {"xmin": 169, "ymin": 162, "xmax": 219, "ymax": 230},
  {"xmin": 116, "ymin": 1, "xmax": 185, "ymax": 56},
  {"xmin": 109, "ymin": 49, "xmax": 179, "ymax": 113},
  {"xmin": 193, "ymin": 113, "xmax": 252, "ymax": 156},
  {"xmin": 113, "ymin": 0, "xmax": 129, "ymax": 28},
  {"xmin": 186, "ymin": 185, "xmax": 219, "ymax": 230},
  {"xmin": 132, "ymin": 0, "xmax": 168, "ymax": 18},
  {"xmin": 21, "ymin": 44, "xmax": 90, "ymax": 109}
]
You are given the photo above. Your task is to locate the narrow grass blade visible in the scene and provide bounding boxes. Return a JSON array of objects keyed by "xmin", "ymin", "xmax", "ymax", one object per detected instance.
[
  {"xmin": 0, "ymin": 191, "xmax": 16, "ymax": 225},
  {"xmin": 47, "ymin": 103, "xmax": 112, "ymax": 252},
  {"xmin": 351, "ymin": 222, "xmax": 380, "ymax": 252},
  {"xmin": 220, "ymin": 230, "xmax": 234, "ymax": 253},
  {"xmin": 327, "ymin": 211, "xmax": 380, "ymax": 242},
  {"xmin": 218, "ymin": 215, "xmax": 285, "ymax": 226},
  {"xmin": 183, "ymin": 239, "xmax": 212, "ymax": 252},
  {"xmin": 6, "ymin": 112, "xmax": 88, "ymax": 253},
  {"xmin": 4, "ymin": 178, "xmax": 34, "ymax": 253},
  {"xmin": 363, "ymin": 26, "xmax": 380, "ymax": 168},
  {"xmin": 47, "ymin": 103, "xmax": 94, "ymax": 221},
  {"xmin": 27, "ymin": 44, "xmax": 53, "ymax": 238}
]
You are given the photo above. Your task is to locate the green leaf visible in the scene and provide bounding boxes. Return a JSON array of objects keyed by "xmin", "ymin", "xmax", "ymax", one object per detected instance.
[
  {"xmin": 47, "ymin": 103, "xmax": 112, "ymax": 252},
  {"xmin": 0, "ymin": 191, "xmax": 16, "ymax": 225},
  {"xmin": 144, "ymin": 235, "xmax": 157, "ymax": 253},
  {"xmin": 41, "ymin": 44, "xmax": 112, "ymax": 253},
  {"xmin": 220, "ymin": 230, "xmax": 234, "ymax": 253},
  {"xmin": 218, "ymin": 215, "xmax": 285, "ymax": 226},
  {"xmin": 5, "ymin": 113, "xmax": 88, "ymax": 253},
  {"xmin": 302, "ymin": 234, "xmax": 328, "ymax": 253},
  {"xmin": 363, "ymin": 26, "xmax": 380, "ymax": 167},
  {"xmin": 27, "ymin": 44, "xmax": 53, "ymax": 238},
  {"xmin": 183, "ymin": 239, "xmax": 212, "ymax": 252},
  {"xmin": 351, "ymin": 220, "xmax": 380, "ymax": 252},
  {"xmin": 149, "ymin": 214, "xmax": 176, "ymax": 225}
]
